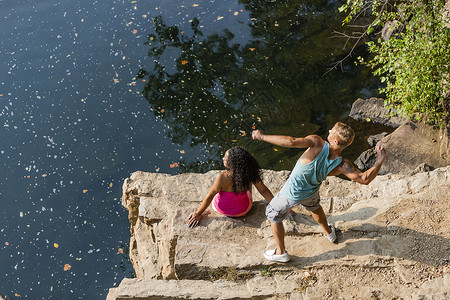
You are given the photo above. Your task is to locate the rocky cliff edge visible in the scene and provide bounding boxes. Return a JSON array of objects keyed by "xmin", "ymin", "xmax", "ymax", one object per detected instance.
[{"xmin": 107, "ymin": 166, "xmax": 449, "ymax": 300}]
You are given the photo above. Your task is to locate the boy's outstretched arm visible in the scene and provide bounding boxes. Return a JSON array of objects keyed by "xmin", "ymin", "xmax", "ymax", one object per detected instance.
[
  {"xmin": 252, "ymin": 129, "xmax": 317, "ymax": 148},
  {"xmin": 330, "ymin": 145, "xmax": 387, "ymax": 185}
]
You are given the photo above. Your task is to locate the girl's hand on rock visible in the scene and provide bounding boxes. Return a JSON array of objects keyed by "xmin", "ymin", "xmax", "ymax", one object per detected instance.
[{"xmin": 188, "ymin": 212, "xmax": 202, "ymax": 228}]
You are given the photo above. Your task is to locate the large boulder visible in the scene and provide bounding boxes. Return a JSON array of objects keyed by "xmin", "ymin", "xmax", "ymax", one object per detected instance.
[
  {"xmin": 355, "ymin": 121, "xmax": 450, "ymax": 174},
  {"xmin": 108, "ymin": 167, "xmax": 450, "ymax": 299},
  {"xmin": 349, "ymin": 98, "xmax": 406, "ymax": 128}
]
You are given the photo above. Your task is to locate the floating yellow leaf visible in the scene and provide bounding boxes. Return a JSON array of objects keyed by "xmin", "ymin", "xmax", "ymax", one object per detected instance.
[
  {"xmin": 181, "ymin": 60, "xmax": 188, "ymax": 65},
  {"xmin": 19, "ymin": 212, "xmax": 23, "ymax": 217},
  {"xmin": 63, "ymin": 264, "xmax": 71, "ymax": 271},
  {"xmin": 223, "ymin": 120, "xmax": 228, "ymax": 124},
  {"xmin": 274, "ymin": 148, "xmax": 278, "ymax": 151},
  {"xmin": 170, "ymin": 162, "xmax": 179, "ymax": 168},
  {"xmin": 117, "ymin": 248, "xmax": 124, "ymax": 254},
  {"xmin": 113, "ymin": 78, "xmax": 119, "ymax": 83},
  {"xmin": 366, "ymin": 118, "xmax": 371, "ymax": 122},
  {"xmin": 132, "ymin": 29, "xmax": 138, "ymax": 34},
  {"xmin": 217, "ymin": 16, "xmax": 224, "ymax": 20},
  {"xmin": 234, "ymin": 12, "xmax": 239, "ymax": 16},
  {"xmin": 193, "ymin": 4, "xmax": 199, "ymax": 7},
  {"xmin": 249, "ymin": 48, "xmax": 255, "ymax": 51},
  {"xmin": 142, "ymin": 14, "xmax": 147, "ymax": 18},
  {"xmin": 161, "ymin": 109, "xmax": 165, "ymax": 113},
  {"xmin": 231, "ymin": 140, "xmax": 237, "ymax": 142},
  {"xmin": 41, "ymin": 174, "xmax": 47, "ymax": 177},
  {"xmin": 15, "ymin": 293, "xmax": 20, "ymax": 297},
  {"xmin": 180, "ymin": 150, "xmax": 185, "ymax": 154},
  {"xmin": 54, "ymin": 243, "xmax": 59, "ymax": 248},
  {"xmin": 83, "ymin": 190, "xmax": 88, "ymax": 193},
  {"xmin": 109, "ymin": 183, "xmax": 113, "ymax": 188}
]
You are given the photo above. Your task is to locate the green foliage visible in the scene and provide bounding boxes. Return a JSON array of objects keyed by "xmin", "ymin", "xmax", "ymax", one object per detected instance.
[
  {"xmin": 260, "ymin": 266, "xmax": 273, "ymax": 277},
  {"xmin": 340, "ymin": 0, "xmax": 450, "ymax": 126}
]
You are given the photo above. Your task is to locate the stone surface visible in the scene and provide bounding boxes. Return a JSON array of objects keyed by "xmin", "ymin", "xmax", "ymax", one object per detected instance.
[
  {"xmin": 378, "ymin": 121, "xmax": 450, "ymax": 174},
  {"xmin": 349, "ymin": 97, "xmax": 406, "ymax": 127},
  {"xmin": 381, "ymin": 20, "xmax": 401, "ymax": 41},
  {"xmin": 108, "ymin": 166, "xmax": 450, "ymax": 299},
  {"xmin": 354, "ymin": 147, "xmax": 377, "ymax": 172},
  {"xmin": 354, "ymin": 121, "xmax": 450, "ymax": 174},
  {"xmin": 367, "ymin": 132, "xmax": 388, "ymax": 147}
]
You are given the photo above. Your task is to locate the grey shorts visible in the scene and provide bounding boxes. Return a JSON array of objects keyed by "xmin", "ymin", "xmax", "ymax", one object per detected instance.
[{"xmin": 266, "ymin": 192, "xmax": 321, "ymax": 223}]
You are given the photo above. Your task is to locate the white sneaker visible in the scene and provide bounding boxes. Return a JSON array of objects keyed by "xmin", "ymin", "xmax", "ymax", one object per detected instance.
[
  {"xmin": 325, "ymin": 224, "xmax": 337, "ymax": 243},
  {"xmin": 263, "ymin": 248, "xmax": 290, "ymax": 262}
]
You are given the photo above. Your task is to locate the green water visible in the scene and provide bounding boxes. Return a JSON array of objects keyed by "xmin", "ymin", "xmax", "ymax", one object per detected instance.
[{"xmin": 138, "ymin": 0, "xmax": 391, "ymax": 172}]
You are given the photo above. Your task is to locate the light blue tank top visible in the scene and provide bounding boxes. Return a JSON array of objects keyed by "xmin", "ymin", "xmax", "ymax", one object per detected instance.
[{"xmin": 280, "ymin": 141, "xmax": 342, "ymax": 202}]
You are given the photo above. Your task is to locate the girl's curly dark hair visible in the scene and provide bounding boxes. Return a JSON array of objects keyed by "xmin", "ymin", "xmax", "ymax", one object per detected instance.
[{"xmin": 226, "ymin": 146, "xmax": 262, "ymax": 195}]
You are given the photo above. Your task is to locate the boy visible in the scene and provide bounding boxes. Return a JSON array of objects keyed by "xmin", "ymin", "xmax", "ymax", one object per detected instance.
[{"xmin": 252, "ymin": 122, "xmax": 386, "ymax": 262}]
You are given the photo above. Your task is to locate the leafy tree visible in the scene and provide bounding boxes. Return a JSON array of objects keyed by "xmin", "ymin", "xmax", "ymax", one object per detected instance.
[{"xmin": 340, "ymin": 0, "xmax": 450, "ymax": 125}]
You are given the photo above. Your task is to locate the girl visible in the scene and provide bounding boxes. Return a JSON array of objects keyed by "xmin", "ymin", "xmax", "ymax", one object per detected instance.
[{"xmin": 188, "ymin": 146, "xmax": 273, "ymax": 227}]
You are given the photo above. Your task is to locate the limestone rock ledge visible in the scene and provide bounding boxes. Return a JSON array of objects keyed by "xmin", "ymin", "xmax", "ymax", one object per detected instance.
[{"xmin": 108, "ymin": 167, "xmax": 450, "ymax": 300}]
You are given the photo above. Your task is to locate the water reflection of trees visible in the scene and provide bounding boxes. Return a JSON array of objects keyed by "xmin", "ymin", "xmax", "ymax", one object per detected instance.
[{"xmin": 137, "ymin": 0, "xmax": 373, "ymax": 171}]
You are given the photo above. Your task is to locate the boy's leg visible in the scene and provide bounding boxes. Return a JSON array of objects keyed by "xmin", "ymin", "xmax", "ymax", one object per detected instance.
[
  {"xmin": 266, "ymin": 193, "xmax": 294, "ymax": 255},
  {"xmin": 311, "ymin": 206, "xmax": 331, "ymax": 235},
  {"xmin": 271, "ymin": 221, "xmax": 286, "ymax": 255}
]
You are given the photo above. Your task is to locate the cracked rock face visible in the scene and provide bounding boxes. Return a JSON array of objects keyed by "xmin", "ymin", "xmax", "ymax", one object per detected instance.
[{"xmin": 108, "ymin": 167, "xmax": 449, "ymax": 300}]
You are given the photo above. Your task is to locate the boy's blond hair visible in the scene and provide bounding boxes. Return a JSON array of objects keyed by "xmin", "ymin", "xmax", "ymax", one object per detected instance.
[{"xmin": 333, "ymin": 122, "xmax": 355, "ymax": 148}]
